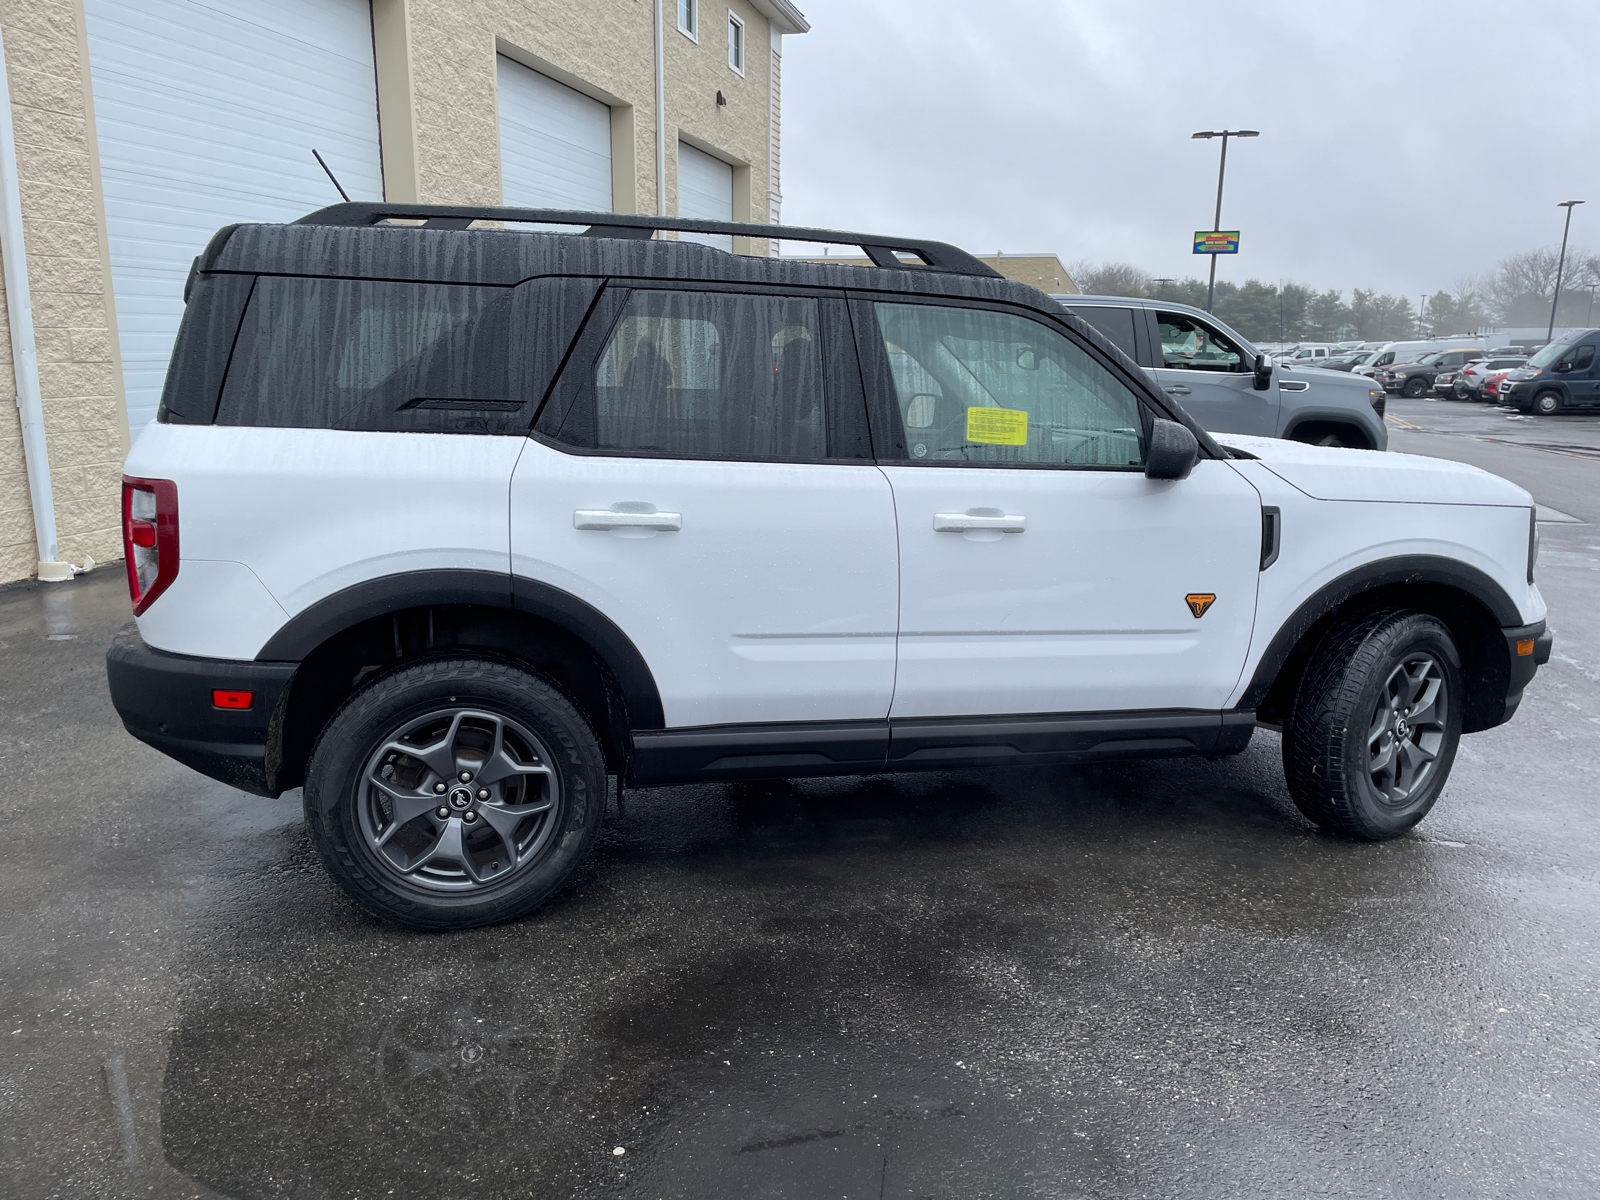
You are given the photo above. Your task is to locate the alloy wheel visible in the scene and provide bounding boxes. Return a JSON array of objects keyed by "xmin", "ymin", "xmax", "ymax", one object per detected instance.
[
  {"xmin": 1366, "ymin": 654, "xmax": 1448, "ymax": 806},
  {"xmin": 356, "ymin": 707, "xmax": 562, "ymax": 892}
]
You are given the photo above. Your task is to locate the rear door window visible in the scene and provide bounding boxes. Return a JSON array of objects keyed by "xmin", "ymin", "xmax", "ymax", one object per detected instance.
[
  {"xmin": 541, "ymin": 289, "xmax": 828, "ymax": 461},
  {"xmin": 1065, "ymin": 305, "xmax": 1140, "ymax": 362}
]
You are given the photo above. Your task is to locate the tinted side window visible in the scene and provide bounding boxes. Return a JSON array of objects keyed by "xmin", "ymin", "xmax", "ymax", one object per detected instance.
[
  {"xmin": 873, "ymin": 302, "xmax": 1145, "ymax": 467},
  {"xmin": 1067, "ymin": 305, "xmax": 1139, "ymax": 361},
  {"xmin": 547, "ymin": 290, "xmax": 826, "ymax": 461},
  {"xmin": 217, "ymin": 278, "xmax": 522, "ymax": 433},
  {"xmin": 1563, "ymin": 344, "xmax": 1596, "ymax": 371}
]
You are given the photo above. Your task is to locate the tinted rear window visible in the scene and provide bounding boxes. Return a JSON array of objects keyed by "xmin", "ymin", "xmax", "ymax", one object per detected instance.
[
  {"xmin": 216, "ymin": 278, "xmax": 524, "ymax": 433},
  {"xmin": 1067, "ymin": 305, "xmax": 1139, "ymax": 361}
]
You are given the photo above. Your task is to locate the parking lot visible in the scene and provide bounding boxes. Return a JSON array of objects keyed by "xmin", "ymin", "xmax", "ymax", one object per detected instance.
[{"xmin": 3, "ymin": 399, "xmax": 1598, "ymax": 1199}]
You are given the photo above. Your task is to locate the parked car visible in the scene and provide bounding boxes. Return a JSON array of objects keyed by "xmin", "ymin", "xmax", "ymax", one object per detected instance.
[
  {"xmin": 1500, "ymin": 328, "xmax": 1600, "ymax": 414},
  {"xmin": 1357, "ymin": 341, "xmax": 1434, "ymax": 377},
  {"xmin": 106, "ymin": 203, "xmax": 1548, "ymax": 930},
  {"xmin": 1314, "ymin": 353, "xmax": 1375, "ymax": 373},
  {"xmin": 1478, "ymin": 370, "xmax": 1516, "ymax": 404},
  {"xmin": 1057, "ymin": 296, "xmax": 1388, "ymax": 449},
  {"xmin": 1379, "ymin": 348, "xmax": 1484, "ymax": 397},
  {"xmin": 1284, "ymin": 343, "xmax": 1336, "ymax": 363},
  {"xmin": 1450, "ymin": 355, "xmax": 1528, "ymax": 400}
]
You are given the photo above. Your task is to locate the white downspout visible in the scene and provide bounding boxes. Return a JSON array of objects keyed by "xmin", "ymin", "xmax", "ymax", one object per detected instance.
[
  {"xmin": 0, "ymin": 21, "xmax": 69, "ymax": 581},
  {"xmin": 653, "ymin": 0, "xmax": 666, "ymax": 217}
]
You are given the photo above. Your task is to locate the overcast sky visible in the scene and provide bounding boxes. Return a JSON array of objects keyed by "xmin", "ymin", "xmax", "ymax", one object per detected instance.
[{"xmin": 779, "ymin": 0, "xmax": 1599, "ymax": 298}]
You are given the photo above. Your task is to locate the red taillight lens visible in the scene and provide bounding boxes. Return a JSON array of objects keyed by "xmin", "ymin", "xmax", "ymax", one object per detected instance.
[
  {"xmin": 122, "ymin": 476, "xmax": 179, "ymax": 616},
  {"xmin": 212, "ymin": 690, "xmax": 254, "ymax": 709}
]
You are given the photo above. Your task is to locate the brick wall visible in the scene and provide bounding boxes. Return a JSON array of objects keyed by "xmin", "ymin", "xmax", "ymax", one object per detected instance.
[{"xmin": 0, "ymin": 0, "xmax": 126, "ymax": 584}]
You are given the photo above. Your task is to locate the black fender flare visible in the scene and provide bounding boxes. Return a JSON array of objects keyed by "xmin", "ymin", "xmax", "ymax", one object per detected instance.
[
  {"xmin": 255, "ymin": 568, "xmax": 665, "ymax": 729},
  {"xmin": 1237, "ymin": 554, "xmax": 1520, "ymax": 710}
]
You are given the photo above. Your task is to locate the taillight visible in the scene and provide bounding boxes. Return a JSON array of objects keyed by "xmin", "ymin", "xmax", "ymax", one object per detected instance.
[{"xmin": 122, "ymin": 476, "xmax": 179, "ymax": 615}]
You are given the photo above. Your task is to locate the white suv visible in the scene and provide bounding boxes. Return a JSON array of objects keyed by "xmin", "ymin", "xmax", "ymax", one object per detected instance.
[{"xmin": 106, "ymin": 204, "xmax": 1552, "ymax": 930}]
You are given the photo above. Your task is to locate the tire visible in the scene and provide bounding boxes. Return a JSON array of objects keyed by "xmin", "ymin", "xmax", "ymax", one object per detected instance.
[
  {"xmin": 1314, "ymin": 433, "xmax": 1345, "ymax": 447},
  {"xmin": 304, "ymin": 655, "xmax": 606, "ymax": 930},
  {"xmin": 1402, "ymin": 376, "xmax": 1428, "ymax": 398},
  {"xmin": 1452, "ymin": 380, "xmax": 1470, "ymax": 401},
  {"xmin": 1282, "ymin": 610, "xmax": 1463, "ymax": 841},
  {"xmin": 1534, "ymin": 390, "xmax": 1562, "ymax": 416}
]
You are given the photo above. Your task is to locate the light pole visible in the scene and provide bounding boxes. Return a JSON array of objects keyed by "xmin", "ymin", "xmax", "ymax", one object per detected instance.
[
  {"xmin": 1192, "ymin": 129, "xmax": 1258, "ymax": 313},
  {"xmin": 1549, "ymin": 200, "xmax": 1585, "ymax": 343}
]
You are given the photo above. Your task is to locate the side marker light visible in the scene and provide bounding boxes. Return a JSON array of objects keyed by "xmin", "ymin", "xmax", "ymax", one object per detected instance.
[
  {"xmin": 1515, "ymin": 639, "xmax": 1536, "ymax": 657},
  {"xmin": 212, "ymin": 690, "xmax": 254, "ymax": 709}
]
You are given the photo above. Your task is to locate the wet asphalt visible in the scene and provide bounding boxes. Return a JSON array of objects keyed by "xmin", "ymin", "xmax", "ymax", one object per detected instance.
[{"xmin": 2, "ymin": 396, "xmax": 1598, "ymax": 1199}]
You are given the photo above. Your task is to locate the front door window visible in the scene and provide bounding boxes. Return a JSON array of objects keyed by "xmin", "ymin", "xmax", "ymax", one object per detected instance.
[{"xmin": 872, "ymin": 303, "xmax": 1146, "ymax": 467}]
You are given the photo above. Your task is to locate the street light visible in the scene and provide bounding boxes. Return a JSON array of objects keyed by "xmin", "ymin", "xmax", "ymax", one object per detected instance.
[
  {"xmin": 1192, "ymin": 129, "xmax": 1258, "ymax": 313},
  {"xmin": 1549, "ymin": 200, "xmax": 1585, "ymax": 343}
]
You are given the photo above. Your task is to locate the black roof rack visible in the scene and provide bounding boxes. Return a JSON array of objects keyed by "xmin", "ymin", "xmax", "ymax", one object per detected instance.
[{"xmin": 293, "ymin": 203, "xmax": 1002, "ymax": 279}]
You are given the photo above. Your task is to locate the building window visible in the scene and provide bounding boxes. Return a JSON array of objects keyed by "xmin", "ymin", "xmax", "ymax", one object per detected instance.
[
  {"xmin": 727, "ymin": 13, "xmax": 745, "ymax": 74},
  {"xmin": 678, "ymin": 0, "xmax": 697, "ymax": 40}
]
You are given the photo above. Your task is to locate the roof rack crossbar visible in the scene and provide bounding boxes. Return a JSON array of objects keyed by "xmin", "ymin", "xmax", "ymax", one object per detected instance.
[{"xmin": 292, "ymin": 203, "xmax": 1002, "ymax": 277}]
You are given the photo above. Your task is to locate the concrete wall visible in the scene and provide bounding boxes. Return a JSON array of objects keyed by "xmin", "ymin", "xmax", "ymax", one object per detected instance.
[{"xmin": 0, "ymin": 0, "xmax": 127, "ymax": 585}]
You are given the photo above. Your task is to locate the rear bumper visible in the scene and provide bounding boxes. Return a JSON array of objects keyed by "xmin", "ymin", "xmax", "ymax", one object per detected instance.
[
  {"xmin": 1490, "ymin": 620, "xmax": 1552, "ymax": 729},
  {"xmin": 105, "ymin": 626, "xmax": 296, "ymax": 797}
]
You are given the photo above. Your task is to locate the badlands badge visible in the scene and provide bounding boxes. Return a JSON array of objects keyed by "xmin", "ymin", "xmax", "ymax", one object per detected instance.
[{"xmin": 1185, "ymin": 593, "xmax": 1216, "ymax": 619}]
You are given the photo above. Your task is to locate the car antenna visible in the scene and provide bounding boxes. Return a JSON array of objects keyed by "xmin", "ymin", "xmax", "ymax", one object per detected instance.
[{"xmin": 311, "ymin": 149, "xmax": 351, "ymax": 202}]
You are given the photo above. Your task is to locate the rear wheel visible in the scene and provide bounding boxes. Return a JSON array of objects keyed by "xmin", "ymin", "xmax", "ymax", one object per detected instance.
[
  {"xmin": 304, "ymin": 656, "xmax": 606, "ymax": 930},
  {"xmin": 1283, "ymin": 610, "xmax": 1463, "ymax": 840},
  {"xmin": 1534, "ymin": 390, "xmax": 1562, "ymax": 415},
  {"xmin": 1452, "ymin": 380, "xmax": 1471, "ymax": 400}
]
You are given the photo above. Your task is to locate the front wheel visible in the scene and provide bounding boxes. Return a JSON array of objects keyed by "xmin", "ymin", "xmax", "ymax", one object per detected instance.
[
  {"xmin": 304, "ymin": 656, "xmax": 606, "ymax": 930},
  {"xmin": 1402, "ymin": 376, "xmax": 1428, "ymax": 398},
  {"xmin": 1534, "ymin": 390, "xmax": 1562, "ymax": 415},
  {"xmin": 1283, "ymin": 610, "xmax": 1463, "ymax": 840}
]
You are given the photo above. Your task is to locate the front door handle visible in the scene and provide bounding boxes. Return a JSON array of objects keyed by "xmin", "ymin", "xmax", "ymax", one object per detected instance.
[
  {"xmin": 933, "ymin": 511, "xmax": 1026, "ymax": 533},
  {"xmin": 574, "ymin": 507, "xmax": 682, "ymax": 531},
  {"xmin": 1164, "ymin": 384, "xmax": 1192, "ymax": 395}
]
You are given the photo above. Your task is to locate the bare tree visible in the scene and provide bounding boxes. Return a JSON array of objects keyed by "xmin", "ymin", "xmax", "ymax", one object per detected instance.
[{"xmin": 1067, "ymin": 260, "xmax": 1151, "ymax": 298}]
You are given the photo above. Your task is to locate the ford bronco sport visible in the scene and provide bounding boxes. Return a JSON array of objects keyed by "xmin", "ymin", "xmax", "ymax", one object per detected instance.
[{"xmin": 106, "ymin": 204, "xmax": 1552, "ymax": 930}]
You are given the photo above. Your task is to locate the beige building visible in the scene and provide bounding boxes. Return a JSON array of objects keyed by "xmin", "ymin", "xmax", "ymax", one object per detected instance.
[
  {"xmin": 785, "ymin": 251, "xmax": 1080, "ymax": 294},
  {"xmin": 0, "ymin": 0, "xmax": 808, "ymax": 585}
]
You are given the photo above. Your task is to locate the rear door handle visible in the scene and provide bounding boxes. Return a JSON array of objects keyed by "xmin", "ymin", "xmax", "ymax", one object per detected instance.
[
  {"xmin": 1164, "ymin": 384, "xmax": 1192, "ymax": 395},
  {"xmin": 574, "ymin": 507, "xmax": 682, "ymax": 531},
  {"xmin": 933, "ymin": 512, "xmax": 1026, "ymax": 533}
]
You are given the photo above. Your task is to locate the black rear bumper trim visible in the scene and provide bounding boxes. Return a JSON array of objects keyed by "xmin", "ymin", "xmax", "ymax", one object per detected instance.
[{"xmin": 105, "ymin": 626, "xmax": 296, "ymax": 797}]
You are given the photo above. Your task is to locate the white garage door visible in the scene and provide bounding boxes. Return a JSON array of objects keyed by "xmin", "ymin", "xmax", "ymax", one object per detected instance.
[
  {"xmin": 84, "ymin": 0, "xmax": 384, "ymax": 434},
  {"xmin": 497, "ymin": 56, "xmax": 613, "ymax": 212},
  {"xmin": 677, "ymin": 142, "xmax": 734, "ymax": 252}
]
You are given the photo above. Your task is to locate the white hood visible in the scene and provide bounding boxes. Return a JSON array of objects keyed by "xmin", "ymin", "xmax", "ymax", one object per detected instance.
[{"xmin": 1212, "ymin": 434, "xmax": 1533, "ymax": 508}]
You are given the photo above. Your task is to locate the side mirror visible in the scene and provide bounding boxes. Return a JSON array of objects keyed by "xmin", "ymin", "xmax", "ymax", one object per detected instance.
[
  {"xmin": 1253, "ymin": 353, "xmax": 1273, "ymax": 391},
  {"xmin": 1145, "ymin": 418, "xmax": 1199, "ymax": 481},
  {"xmin": 1553, "ymin": 360, "xmax": 1571, "ymax": 373}
]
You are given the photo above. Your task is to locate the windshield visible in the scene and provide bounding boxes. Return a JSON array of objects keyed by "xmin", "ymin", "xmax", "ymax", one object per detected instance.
[{"xmin": 1528, "ymin": 339, "xmax": 1575, "ymax": 368}]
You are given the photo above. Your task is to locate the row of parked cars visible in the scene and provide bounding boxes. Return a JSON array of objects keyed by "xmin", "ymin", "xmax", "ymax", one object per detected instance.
[{"xmin": 1303, "ymin": 329, "xmax": 1600, "ymax": 414}]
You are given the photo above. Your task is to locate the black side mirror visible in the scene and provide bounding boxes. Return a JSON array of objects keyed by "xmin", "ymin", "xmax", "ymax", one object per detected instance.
[
  {"xmin": 1553, "ymin": 360, "xmax": 1571, "ymax": 373},
  {"xmin": 1145, "ymin": 418, "xmax": 1199, "ymax": 481},
  {"xmin": 1253, "ymin": 352, "xmax": 1273, "ymax": 391}
]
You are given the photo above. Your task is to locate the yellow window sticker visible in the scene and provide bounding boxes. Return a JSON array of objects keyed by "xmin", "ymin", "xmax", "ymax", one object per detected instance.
[{"xmin": 966, "ymin": 406, "xmax": 1029, "ymax": 445}]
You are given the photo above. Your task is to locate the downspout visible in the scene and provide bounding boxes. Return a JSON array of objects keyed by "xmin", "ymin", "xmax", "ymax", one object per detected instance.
[
  {"xmin": 653, "ymin": 0, "xmax": 666, "ymax": 216},
  {"xmin": 0, "ymin": 21, "xmax": 69, "ymax": 581}
]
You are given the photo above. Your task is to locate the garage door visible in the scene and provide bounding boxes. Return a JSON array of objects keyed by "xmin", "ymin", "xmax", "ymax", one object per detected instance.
[
  {"xmin": 497, "ymin": 56, "xmax": 613, "ymax": 212},
  {"xmin": 677, "ymin": 143, "xmax": 734, "ymax": 252},
  {"xmin": 84, "ymin": 0, "xmax": 384, "ymax": 434}
]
